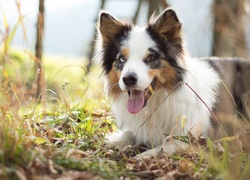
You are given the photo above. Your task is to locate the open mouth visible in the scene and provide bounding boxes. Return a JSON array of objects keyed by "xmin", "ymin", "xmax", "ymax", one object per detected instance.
[{"xmin": 127, "ymin": 78, "xmax": 157, "ymax": 114}]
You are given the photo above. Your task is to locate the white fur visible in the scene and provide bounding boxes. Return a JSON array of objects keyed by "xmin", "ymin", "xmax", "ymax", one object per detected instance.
[
  {"xmin": 110, "ymin": 58, "xmax": 220, "ymax": 157},
  {"xmin": 103, "ymin": 26, "xmax": 220, "ymax": 157},
  {"xmin": 119, "ymin": 27, "xmax": 156, "ymax": 91}
]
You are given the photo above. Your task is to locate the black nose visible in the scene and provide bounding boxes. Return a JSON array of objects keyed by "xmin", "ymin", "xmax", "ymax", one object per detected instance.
[{"xmin": 123, "ymin": 72, "xmax": 138, "ymax": 87}]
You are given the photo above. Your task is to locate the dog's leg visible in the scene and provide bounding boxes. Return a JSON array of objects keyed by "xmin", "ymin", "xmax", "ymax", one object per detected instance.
[
  {"xmin": 105, "ymin": 130, "xmax": 135, "ymax": 149},
  {"xmin": 135, "ymin": 138, "xmax": 189, "ymax": 159}
]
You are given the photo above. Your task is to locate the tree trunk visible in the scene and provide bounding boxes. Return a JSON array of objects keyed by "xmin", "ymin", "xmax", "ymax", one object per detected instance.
[
  {"xmin": 147, "ymin": 0, "xmax": 161, "ymax": 20},
  {"xmin": 212, "ymin": 0, "xmax": 247, "ymax": 58},
  {"xmin": 86, "ymin": 0, "xmax": 106, "ymax": 73},
  {"xmin": 161, "ymin": 0, "xmax": 169, "ymax": 9},
  {"xmin": 35, "ymin": 0, "xmax": 45, "ymax": 102},
  {"xmin": 133, "ymin": 0, "xmax": 143, "ymax": 24}
]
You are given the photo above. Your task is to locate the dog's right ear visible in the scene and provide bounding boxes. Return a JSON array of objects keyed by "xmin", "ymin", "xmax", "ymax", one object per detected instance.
[{"xmin": 98, "ymin": 12, "xmax": 121, "ymax": 43}]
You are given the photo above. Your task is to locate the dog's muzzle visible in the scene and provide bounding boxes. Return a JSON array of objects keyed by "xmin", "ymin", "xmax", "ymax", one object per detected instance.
[{"xmin": 126, "ymin": 77, "xmax": 157, "ymax": 114}]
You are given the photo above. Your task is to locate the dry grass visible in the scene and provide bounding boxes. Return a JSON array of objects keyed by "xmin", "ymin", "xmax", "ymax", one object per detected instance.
[{"xmin": 0, "ymin": 48, "xmax": 250, "ymax": 179}]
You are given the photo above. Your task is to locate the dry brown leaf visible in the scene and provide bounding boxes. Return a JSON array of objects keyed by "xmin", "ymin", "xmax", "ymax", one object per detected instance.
[
  {"xmin": 66, "ymin": 149, "xmax": 89, "ymax": 159},
  {"xmin": 179, "ymin": 159, "xmax": 195, "ymax": 174},
  {"xmin": 15, "ymin": 167, "xmax": 27, "ymax": 180},
  {"xmin": 215, "ymin": 142, "xmax": 225, "ymax": 153},
  {"xmin": 48, "ymin": 159, "xmax": 58, "ymax": 174},
  {"xmin": 56, "ymin": 170, "xmax": 101, "ymax": 180}
]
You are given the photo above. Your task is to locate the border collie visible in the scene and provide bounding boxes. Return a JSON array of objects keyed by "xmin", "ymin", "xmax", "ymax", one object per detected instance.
[{"xmin": 96, "ymin": 8, "xmax": 250, "ymax": 158}]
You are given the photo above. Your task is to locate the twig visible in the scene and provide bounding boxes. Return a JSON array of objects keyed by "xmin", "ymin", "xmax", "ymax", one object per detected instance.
[
  {"xmin": 140, "ymin": 82, "xmax": 184, "ymax": 127},
  {"xmin": 184, "ymin": 83, "xmax": 218, "ymax": 123},
  {"xmin": 140, "ymin": 82, "xmax": 225, "ymax": 135}
]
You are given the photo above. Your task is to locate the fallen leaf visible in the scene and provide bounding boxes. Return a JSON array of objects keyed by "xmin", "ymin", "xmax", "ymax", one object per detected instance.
[{"xmin": 35, "ymin": 137, "xmax": 47, "ymax": 144}]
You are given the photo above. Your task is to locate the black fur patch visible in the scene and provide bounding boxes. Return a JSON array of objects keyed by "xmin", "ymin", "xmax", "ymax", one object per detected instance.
[
  {"xmin": 102, "ymin": 25, "xmax": 132, "ymax": 74},
  {"xmin": 143, "ymin": 48, "xmax": 162, "ymax": 69},
  {"xmin": 146, "ymin": 26, "xmax": 185, "ymax": 84}
]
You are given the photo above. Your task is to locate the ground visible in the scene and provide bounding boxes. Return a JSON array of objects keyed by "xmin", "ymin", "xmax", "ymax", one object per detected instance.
[{"xmin": 0, "ymin": 51, "xmax": 250, "ymax": 179}]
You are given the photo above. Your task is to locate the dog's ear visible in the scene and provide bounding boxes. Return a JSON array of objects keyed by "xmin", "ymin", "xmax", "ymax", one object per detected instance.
[
  {"xmin": 148, "ymin": 8, "xmax": 182, "ymax": 42},
  {"xmin": 98, "ymin": 12, "xmax": 122, "ymax": 43}
]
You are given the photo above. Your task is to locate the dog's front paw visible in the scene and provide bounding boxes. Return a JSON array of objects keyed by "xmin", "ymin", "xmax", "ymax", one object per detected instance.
[
  {"xmin": 134, "ymin": 147, "xmax": 162, "ymax": 160},
  {"xmin": 105, "ymin": 131, "xmax": 135, "ymax": 150},
  {"xmin": 134, "ymin": 140, "xmax": 188, "ymax": 160}
]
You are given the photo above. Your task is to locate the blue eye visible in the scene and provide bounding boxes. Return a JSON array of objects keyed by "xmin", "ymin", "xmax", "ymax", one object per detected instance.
[
  {"xmin": 115, "ymin": 55, "xmax": 126, "ymax": 70},
  {"xmin": 119, "ymin": 55, "xmax": 126, "ymax": 63}
]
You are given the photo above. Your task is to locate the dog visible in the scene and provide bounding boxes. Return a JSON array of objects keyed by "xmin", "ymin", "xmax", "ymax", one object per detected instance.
[{"xmin": 95, "ymin": 8, "xmax": 250, "ymax": 158}]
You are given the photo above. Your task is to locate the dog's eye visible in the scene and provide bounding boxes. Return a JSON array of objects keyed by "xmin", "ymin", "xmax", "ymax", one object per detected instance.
[
  {"xmin": 144, "ymin": 52, "xmax": 161, "ymax": 69},
  {"xmin": 146, "ymin": 53, "xmax": 159, "ymax": 62},
  {"xmin": 147, "ymin": 54, "xmax": 156, "ymax": 62},
  {"xmin": 118, "ymin": 55, "xmax": 126, "ymax": 63},
  {"xmin": 114, "ymin": 55, "xmax": 126, "ymax": 70}
]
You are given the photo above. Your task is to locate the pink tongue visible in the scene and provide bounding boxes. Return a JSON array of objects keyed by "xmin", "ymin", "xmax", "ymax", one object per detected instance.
[{"xmin": 127, "ymin": 90, "xmax": 145, "ymax": 114}]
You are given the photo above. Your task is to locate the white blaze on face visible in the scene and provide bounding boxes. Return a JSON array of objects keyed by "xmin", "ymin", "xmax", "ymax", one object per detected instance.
[{"xmin": 118, "ymin": 27, "xmax": 156, "ymax": 114}]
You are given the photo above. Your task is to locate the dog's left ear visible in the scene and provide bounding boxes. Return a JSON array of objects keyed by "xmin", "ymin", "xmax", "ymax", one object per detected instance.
[{"xmin": 148, "ymin": 8, "xmax": 182, "ymax": 42}]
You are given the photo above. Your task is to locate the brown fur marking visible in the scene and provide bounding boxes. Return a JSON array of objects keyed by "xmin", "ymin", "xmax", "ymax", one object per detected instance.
[
  {"xmin": 108, "ymin": 63, "xmax": 122, "ymax": 100},
  {"xmin": 149, "ymin": 8, "xmax": 182, "ymax": 42},
  {"xmin": 121, "ymin": 47, "xmax": 129, "ymax": 59},
  {"xmin": 99, "ymin": 13, "xmax": 132, "ymax": 45},
  {"xmin": 149, "ymin": 60, "xmax": 177, "ymax": 91}
]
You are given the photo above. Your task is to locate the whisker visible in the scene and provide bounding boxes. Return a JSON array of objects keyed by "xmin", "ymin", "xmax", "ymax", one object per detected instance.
[{"xmin": 108, "ymin": 82, "xmax": 120, "ymax": 93}]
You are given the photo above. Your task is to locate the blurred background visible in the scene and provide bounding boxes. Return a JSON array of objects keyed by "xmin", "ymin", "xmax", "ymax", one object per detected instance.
[
  {"xmin": 0, "ymin": 0, "xmax": 250, "ymax": 104},
  {"xmin": 1, "ymin": 0, "xmax": 250, "ymax": 59}
]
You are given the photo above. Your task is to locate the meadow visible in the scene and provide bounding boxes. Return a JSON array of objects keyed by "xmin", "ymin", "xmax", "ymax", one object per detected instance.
[
  {"xmin": 0, "ymin": 48, "xmax": 250, "ymax": 179},
  {"xmin": 1, "ymin": 6, "xmax": 250, "ymax": 179}
]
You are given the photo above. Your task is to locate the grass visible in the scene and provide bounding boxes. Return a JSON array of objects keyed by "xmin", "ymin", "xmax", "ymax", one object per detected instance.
[{"xmin": 0, "ymin": 49, "xmax": 250, "ymax": 180}]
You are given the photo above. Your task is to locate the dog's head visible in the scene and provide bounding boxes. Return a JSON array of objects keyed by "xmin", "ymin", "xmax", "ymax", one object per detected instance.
[{"xmin": 97, "ymin": 8, "xmax": 186, "ymax": 114}]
